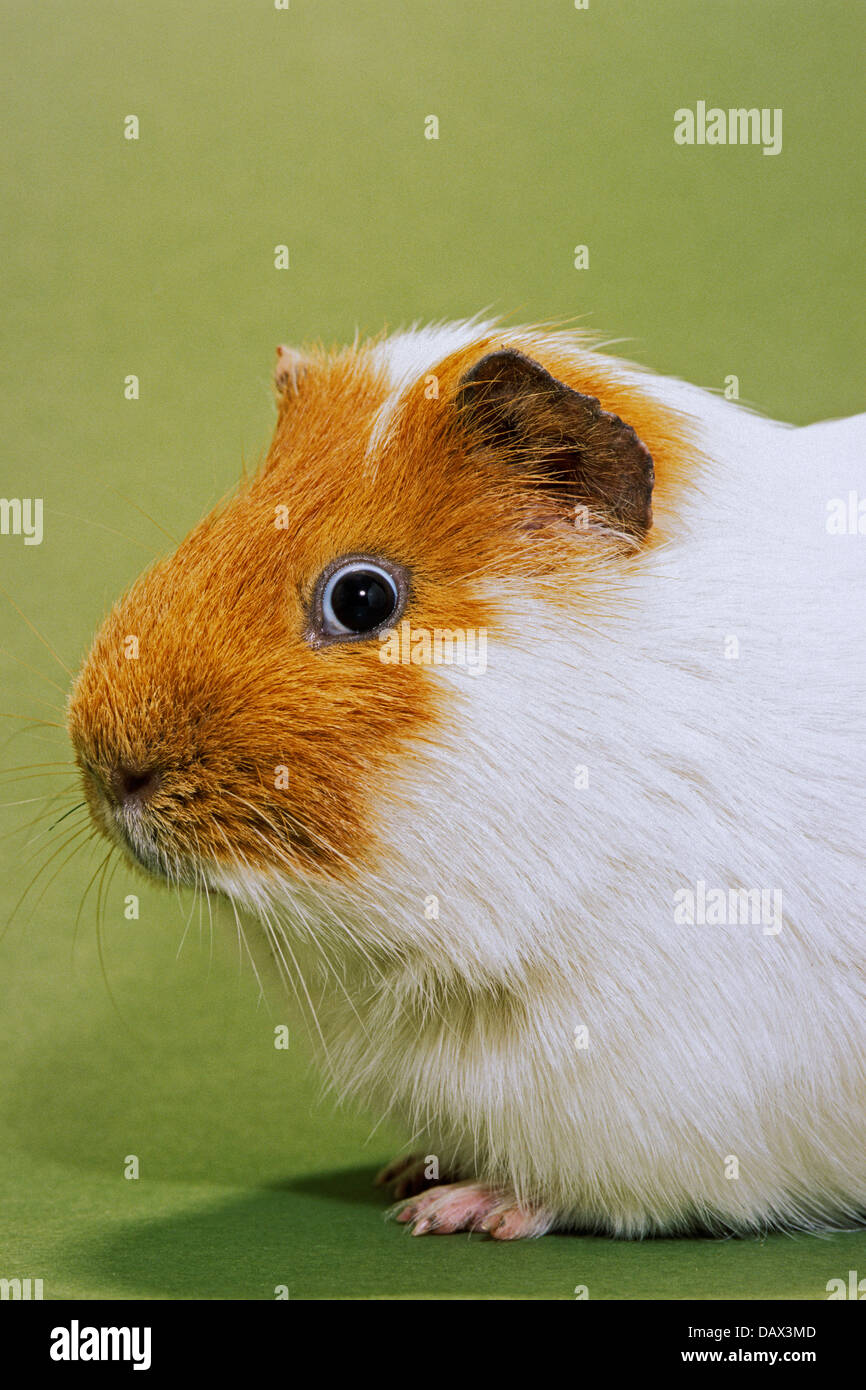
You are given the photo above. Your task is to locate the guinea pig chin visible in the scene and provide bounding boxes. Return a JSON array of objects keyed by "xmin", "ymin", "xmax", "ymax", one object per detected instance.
[{"xmin": 109, "ymin": 803, "xmax": 173, "ymax": 879}]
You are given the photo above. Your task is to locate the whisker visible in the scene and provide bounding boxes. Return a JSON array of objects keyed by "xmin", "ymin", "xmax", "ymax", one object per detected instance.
[
  {"xmin": 93, "ymin": 848, "xmax": 144, "ymax": 1042},
  {"xmin": 211, "ymin": 830, "xmax": 340, "ymax": 1080},
  {"xmin": 211, "ymin": 825, "xmax": 267, "ymax": 998},
  {"xmin": 2, "ymin": 820, "xmax": 96, "ymax": 942},
  {"xmin": 45, "ymin": 508, "xmax": 156, "ymax": 554},
  {"xmin": 0, "ymin": 712, "xmax": 66, "ymax": 728},
  {"xmin": 71, "ymin": 841, "xmax": 117, "ymax": 965},
  {"xmin": 261, "ymin": 901, "xmax": 338, "ymax": 1088},
  {"xmin": 217, "ymin": 806, "xmax": 383, "ymax": 1039},
  {"xmin": 103, "ymin": 484, "xmax": 179, "ymax": 546},
  {"xmin": 0, "ymin": 643, "xmax": 69, "ymax": 697},
  {"xmin": 272, "ymin": 890, "xmax": 374, "ymax": 1045},
  {"xmin": 0, "ymin": 789, "xmax": 79, "ymax": 842},
  {"xmin": 175, "ymin": 876, "xmax": 200, "ymax": 962},
  {"xmin": 0, "ymin": 771, "xmax": 79, "ymax": 793},
  {"xmin": 19, "ymin": 801, "xmax": 90, "ymax": 865},
  {"xmin": 1, "ymin": 733, "xmax": 71, "ymax": 761},
  {"xmin": 192, "ymin": 833, "xmax": 205, "ymax": 948},
  {"xmin": 21, "ymin": 801, "xmax": 89, "ymax": 851},
  {"xmin": 48, "ymin": 801, "xmax": 87, "ymax": 830},
  {"xmin": 191, "ymin": 827, "xmax": 216, "ymax": 978},
  {"xmin": 228, "ymin": 881, "xmax": 267, "ymax": 1005},
  {"xmin": 176, "ymin": 831, "xmax": 206, "ymax": 963},
  {"xmin": 222, "ymin": 790, "xmax": 391, "ymax": 981},
  {"xmin": 0, "ymin": 761, "xmax": 77, "ymax": 773},
  {"xmin": 0, "ymin": 581, "xmax": 73, "ymax": 677},
  {"xmin": 0, "ymin": 794, "xmax": 70, "ymax": 808}
]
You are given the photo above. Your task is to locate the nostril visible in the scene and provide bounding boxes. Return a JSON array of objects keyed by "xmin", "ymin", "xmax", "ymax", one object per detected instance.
[{"xmin": 110, "ymin": 764, "xmax": 162, "ymax": 806}]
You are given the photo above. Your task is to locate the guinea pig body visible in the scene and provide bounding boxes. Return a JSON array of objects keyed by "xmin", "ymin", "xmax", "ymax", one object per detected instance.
[{"xmin": 68, "ymin": 319, "xmax": 866, "ymax": 1238}]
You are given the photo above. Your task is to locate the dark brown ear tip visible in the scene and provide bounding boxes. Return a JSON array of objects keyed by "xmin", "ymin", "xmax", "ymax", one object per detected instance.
[
  {"xmin": 459, "ymin": 348, "xmax": 557, "ymax": 392},
  {"xmin": 624, "ymin": 494, "xmax": 654, "ymax": 538},
  {"xmin": 460, "ymin": 347, "xmax": 522, "ymax": 381}
]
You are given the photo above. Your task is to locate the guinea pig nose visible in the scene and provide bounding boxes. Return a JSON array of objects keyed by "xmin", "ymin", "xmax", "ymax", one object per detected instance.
[{"xmin": 110, "ymin": 764, "xmax": 162, "ymax": 806}]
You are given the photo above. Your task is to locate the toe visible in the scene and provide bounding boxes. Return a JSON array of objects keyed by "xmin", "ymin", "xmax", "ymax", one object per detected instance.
[{"xmin": 482, "ymin": 1204, "xmax": 553, "ymax": 1240}]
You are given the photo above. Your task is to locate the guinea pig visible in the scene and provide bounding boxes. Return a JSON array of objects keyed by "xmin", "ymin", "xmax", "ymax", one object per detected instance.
[{"xmin": 67, "ymin": 318, "xmax": 866, "ymax": 1238}]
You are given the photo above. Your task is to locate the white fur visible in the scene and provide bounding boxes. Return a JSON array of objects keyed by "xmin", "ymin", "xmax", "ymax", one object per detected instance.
[{"xmin": 246, "ymin": 323, "xmax": 866, "ymax": 1235}]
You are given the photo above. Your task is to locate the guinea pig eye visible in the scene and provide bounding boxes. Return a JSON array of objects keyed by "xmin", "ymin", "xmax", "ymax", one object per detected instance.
[{"xmin": 312, "ymin": 557, "xmax": 407, "ymax": 644}]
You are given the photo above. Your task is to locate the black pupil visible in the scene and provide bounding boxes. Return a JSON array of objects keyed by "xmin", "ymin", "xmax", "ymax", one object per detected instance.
[{"xmin": 331, "ymin": 569, "xmax": 396, "ymax": 633}]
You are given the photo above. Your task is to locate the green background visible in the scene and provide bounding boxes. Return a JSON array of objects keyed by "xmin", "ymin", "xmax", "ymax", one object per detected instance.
[{"xmin": 1, "ymin": 0, "xmax": 863, "ymax": 1300}]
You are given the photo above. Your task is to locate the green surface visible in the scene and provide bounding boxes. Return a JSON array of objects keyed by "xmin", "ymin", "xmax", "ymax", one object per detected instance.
[{"xmin": 1, "ymin": 0, "xmax": 864, "ymax": 1300}]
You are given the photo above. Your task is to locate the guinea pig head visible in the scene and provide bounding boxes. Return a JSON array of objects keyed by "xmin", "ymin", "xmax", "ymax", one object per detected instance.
[{"xmin": 67, "ymin": 334, "xmax": 663, "ymax": 919}]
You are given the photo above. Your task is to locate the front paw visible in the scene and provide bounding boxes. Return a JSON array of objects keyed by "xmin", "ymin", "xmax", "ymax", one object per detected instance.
[{"xmin": 390, "ymin": 1179, "xmax": 554, "ymax": 1239}]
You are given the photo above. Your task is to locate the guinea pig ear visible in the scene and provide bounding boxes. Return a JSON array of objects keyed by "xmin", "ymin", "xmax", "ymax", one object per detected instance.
[
  {"xmin": 273, "ymin": 344, "xmax": 310, "ymax": 401},
  {"xmin": 457, "ymin": 349, "xmax": 654, "ymax": 540}
]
